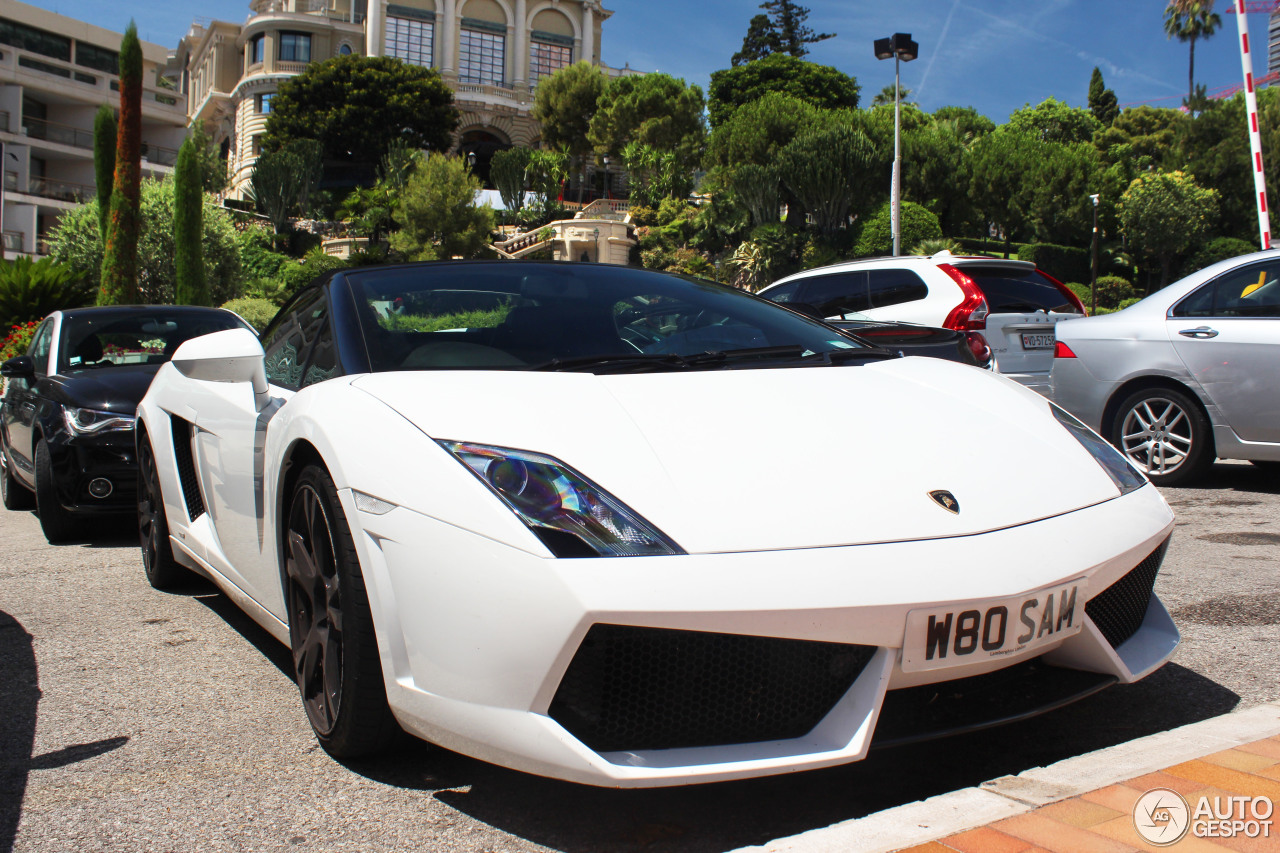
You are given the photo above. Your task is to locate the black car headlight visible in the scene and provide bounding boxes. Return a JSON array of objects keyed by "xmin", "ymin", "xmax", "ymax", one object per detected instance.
[
  {"xmin": 63, "ymin": 406, "xmax": 136, "ymax": 436},
  {"xmin": 1050, "ymin": 403, "xmax": 1147, "ymax": 495},
  {"xmin": 439, "ymin": 441, "xmax": 684, "ymax": 558}
]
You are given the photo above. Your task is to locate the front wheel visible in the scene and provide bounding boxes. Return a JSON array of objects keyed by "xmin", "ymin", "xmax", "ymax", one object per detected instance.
[
  {"xmin": 138, "ymin": 435, "xmax": 189, "ymax": 589},
  {"xmin": 34, "ymin": 438, "xmax": 75, "ymax": 543},
  {"xmin": 284, "ymin": 464, "xmax": 397, "ymax": 758},
  {"xmin": 1111, "ymin": 387, "xmax": 1212, "ymax": 487}
]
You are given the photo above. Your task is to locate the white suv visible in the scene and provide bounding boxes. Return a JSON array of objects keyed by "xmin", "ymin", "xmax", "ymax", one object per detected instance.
[{"xmin": 759, "ymin": 251, "xmax": 1087, "ymax": 395}]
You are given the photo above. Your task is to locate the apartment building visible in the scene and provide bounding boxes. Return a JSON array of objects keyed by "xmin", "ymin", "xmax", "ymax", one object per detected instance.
[
  {"xmin": 178, "ymin": 0, "xmax": 616, "ymax": 200},
  {"xmin": 0, "ymin": 1, "xmax": 189, "ymax": 257}
]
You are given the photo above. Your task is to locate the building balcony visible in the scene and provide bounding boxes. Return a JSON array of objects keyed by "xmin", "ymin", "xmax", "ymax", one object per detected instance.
[
  {"xmin": 13, "ymin": 176, "xmax": 95, "ymax": 204},
  {"xmin": 248, "ymin": 0, "xmax": 364, "ymax": 23},
  {"xmin": 10, "ymin": 117, "xmax": 179, "ymax": 167},
  {"xmin": 0, "ymin": 44, "xmax": 186, "ymax": 121}
]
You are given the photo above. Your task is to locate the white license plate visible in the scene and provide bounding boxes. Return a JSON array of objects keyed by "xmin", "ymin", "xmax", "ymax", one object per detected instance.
[
  {"xmin": 901, "ymin": 580, "xmax": 1086, "ymax": 673},
  {"xmin": 1021, "ymin": 332, "xmax": 1055, "ymax": 350}
]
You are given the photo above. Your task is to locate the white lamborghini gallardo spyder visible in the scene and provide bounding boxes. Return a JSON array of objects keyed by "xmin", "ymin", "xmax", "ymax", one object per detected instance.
[{"xmin": 136, "ymin": 261, "xmax": 1179, "ymax": 787}]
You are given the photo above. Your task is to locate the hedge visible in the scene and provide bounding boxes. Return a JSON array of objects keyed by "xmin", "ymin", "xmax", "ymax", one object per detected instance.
[{"xmin": 1017, "ymin": 242, "xmax": 1091, "ymax": 285}]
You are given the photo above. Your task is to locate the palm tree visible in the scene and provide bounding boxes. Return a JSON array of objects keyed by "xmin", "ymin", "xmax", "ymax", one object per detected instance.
[
  {"xmin": 1164, "ymin": 1, "xmax": 1221, "ymax": 109},
  {"xmin": 871, "ymin": 83, "xmax": 912, "ymax": 107}
]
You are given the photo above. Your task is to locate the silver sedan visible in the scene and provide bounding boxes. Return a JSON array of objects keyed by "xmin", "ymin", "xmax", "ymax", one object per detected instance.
[{"xmin": 1051, "ymin": 250, "xmax": 1280, "ymax": 485}]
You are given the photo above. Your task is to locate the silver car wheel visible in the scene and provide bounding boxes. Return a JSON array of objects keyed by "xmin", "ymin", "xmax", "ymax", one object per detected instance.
[{"xmin": 1120, "ymin": 396, "xmax": 1194, "ymax": 475}]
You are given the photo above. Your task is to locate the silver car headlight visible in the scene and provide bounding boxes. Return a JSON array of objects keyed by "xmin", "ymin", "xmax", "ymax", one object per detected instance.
[
  {"xmin": 63, "ymin": 406, "xmax": 136, "ymax": 436},
  {"xmin": 1050, "ymin": 403, "xmax": 1147, "ymax": 495},
  {"xmin": 439, "ymin": 441, "xmax": 684, "ymax": 558}
]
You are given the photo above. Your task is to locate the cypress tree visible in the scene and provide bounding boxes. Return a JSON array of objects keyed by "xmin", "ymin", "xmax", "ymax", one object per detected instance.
[
  {"xmin": 1088, "ymin": 67, "xmax": 1119, "ymax": 127},
  {"xmin": 93, "ymin": 105, "xmax": 116, "ymax": 244},
  {"xmin": 99, "ymin": 21, "xmax": 142, "ymax": 305},
  {"xmin": 173, "ymin": 136, "xmax": 208, "ymax": 305}
]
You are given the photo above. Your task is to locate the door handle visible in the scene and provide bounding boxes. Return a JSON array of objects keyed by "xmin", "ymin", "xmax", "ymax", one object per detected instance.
[{"xmin": 1178, "ymin": 327, "xmax": 1219, "ymax": 339}]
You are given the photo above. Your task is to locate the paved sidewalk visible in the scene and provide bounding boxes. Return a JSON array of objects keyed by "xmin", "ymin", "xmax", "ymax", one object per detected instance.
[{"xmin": 734, "ymin": 702, "xmax": 1280, "ymax": 853}]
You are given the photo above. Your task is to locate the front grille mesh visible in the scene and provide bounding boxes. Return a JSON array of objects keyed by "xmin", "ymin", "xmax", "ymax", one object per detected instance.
[
  {"xmin": 549, "ymin": 624, "xmax": 876, "ymax": 753},
  {"xmin": 169, "ymin": 416, "xmax": 205, "ymax": 521},
  {"xmin": 1086, "ymin": 537, "xmax": 1170, "ymax": 649}
]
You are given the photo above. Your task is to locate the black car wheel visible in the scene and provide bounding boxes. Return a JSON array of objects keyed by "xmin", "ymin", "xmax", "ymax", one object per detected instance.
[
  {"xmin": 34, "ymin": 438, "xmax": 75, "ymax": 543},
  {"xmin": 138, "ymin": 435, "xmax": 189, "ymax": 589},
  {"xmin": 285, "ymin": 464, "xmax": 397, "ymax": 758},
  {"xmin": 1112, "ymin": 387, "xmax": 1212, "ymax": 487},
  {"xmin": 1, "ymin": 438, "xmax": 35, "ymax": 511}
]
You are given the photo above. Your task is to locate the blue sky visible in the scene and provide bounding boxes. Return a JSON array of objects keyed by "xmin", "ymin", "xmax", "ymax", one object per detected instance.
[{"xmin": 29, "ymin": 0, "xmax": 1277, "ymax": 123}]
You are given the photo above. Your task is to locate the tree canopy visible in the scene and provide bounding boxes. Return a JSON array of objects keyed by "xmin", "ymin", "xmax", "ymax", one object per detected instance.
[
  {"xmin": 390, "ymin": 153, "xmax": 495, "ymax": 261},
  {"xmin": 588, "ymin": 73, "xmax": 706, "ymax": 161},
  {"xmin": 532, "ymin": 61, "xmax": 607, "ymax": 158},
  {"xmin": 1088, "ymin": 67, "xmax": 1119, "ymax": 126},
  {"xmin": 1119, "ymin": 170, "xmax": 1218, "ymax": 288},
  {"xmin": 1006, "ymin": 97, "xmax": 1101, "ymax": 145},
  {"xmin": 708, "ymin": 54, "xmax": 859, "ymax": 128},
  {"xmin": 732, "ymin": 0, "xmax": 834, "ymax": 65},
  {"xmin": 261, "ymin": 55, "xmax": 457, "ymax": 167}
]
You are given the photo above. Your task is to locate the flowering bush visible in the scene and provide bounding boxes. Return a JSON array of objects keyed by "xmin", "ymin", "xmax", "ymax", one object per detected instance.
[{"xmin": 0, "ymin": 320, "xmax": 41, "ymax": 362}]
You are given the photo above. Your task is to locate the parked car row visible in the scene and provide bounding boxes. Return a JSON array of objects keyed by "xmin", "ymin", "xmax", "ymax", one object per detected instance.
[{"xmin": 2, "ymin": 262, "xmax": 1179, "ymax": 789}]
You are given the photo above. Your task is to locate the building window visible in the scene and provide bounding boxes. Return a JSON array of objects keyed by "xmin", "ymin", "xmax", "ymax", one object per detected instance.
[
  {"xmin": 251, "ymin": 136, "xmax": 263, "ymax": 156},
  {"xmin": 250, "ymin": 35, "xmax": 265, "ymax": 64},
  {"xmin": 385, "ymin": 17, "xmax": 432, "ymax": 67},
  {"xmin": 279, "ymin": 32, "xmax": 312, "ymax": 63},
  {"xmin": 459, "ymin": 28, "xmax": 504, "ymax": 85},
  {"xmin": 257, "ymin": 93, "xmax": 272, "ymax": 113},
  {"xmin": 0, "ymin": 19, "xmax": 71, "ymax": 62},
  {"xmin": 75, "ymin": 42, "xmax": 118, "ymax": 75},
  {"xmin": 529, "ymin": 39, "xmax": 571, "ymax": 82},
  {"xmin": 339, "ymin": 42, "xmax": 352, "ymax": 55}
]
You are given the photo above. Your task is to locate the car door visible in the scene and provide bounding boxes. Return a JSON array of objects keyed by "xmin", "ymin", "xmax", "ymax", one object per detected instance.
[
  {"xmin": 3, "ymin": 317, "xmax": 55, "ymax": 485},
  {"xmin": 796, "ymin": 271, "xmax": 872, "ymax": 318},
  {"xmin": 188, "ymin": 287, "xmax": 336, "ymax": 615},
  {"xmin": 1168, "ymin": 260, "xmax": 1280, "ymax": 444}
]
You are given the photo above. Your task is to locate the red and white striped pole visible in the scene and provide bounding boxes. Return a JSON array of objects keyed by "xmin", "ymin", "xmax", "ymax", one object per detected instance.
[{"xmin": 1235, "ymin": 0, "xmax": 1272, "ymax": 249}]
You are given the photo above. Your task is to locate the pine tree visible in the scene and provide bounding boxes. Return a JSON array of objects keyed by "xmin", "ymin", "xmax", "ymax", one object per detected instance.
[
  {"xmin": 99, "ymin": 21, "xmax": 142, "ymax": 305},
  {"xmin": 1088, "ymin": 67, "xmax": 1119, "ymax": 126},
  {"xmin": 93, "ymin": 105, "xmax": 116, "ymax": 245},
  {"xmin": 173, "ymin": 136, "xmax": 208, "ymax": 306},
  {"xmin": 732, "ymin": 1, "xmax": 833, "ymax": 66}
]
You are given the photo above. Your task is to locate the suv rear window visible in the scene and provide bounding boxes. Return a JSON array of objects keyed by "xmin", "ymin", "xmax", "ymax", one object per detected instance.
[{"xmin": 959, "ymin": 266, "xmax": 1077, "ymax": 314}]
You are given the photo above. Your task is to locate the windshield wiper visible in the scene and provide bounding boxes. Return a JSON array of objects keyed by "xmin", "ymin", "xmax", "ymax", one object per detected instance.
[{"xmin": 529, "ymin": 352, "xmax": 690, "ymax": 373}]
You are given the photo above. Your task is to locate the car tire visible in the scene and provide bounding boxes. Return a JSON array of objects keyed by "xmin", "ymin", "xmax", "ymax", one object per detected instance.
[
  {"xmin": 1111, "ymin": 387, "xmax": 1213, "ymax": 487},
  {"xmin": 34, "ymin": 438, "xmax": 76, "ymax": 543},
  {"xmin": 2, "ymin": 440, "xmax": 35, "ymax": 511},
  {"xmin": 285, "ymin": 464, "xmax": 398, "ymax": 758},
  {"xmin": 138, "ymin": 434, "xmax": 189, "ymax": 590}
]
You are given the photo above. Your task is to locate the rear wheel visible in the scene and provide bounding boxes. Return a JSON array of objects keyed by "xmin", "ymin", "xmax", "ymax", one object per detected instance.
[
  {"xmin": 1111, "ymin": 387, "xmax": 1212, "ymax": 487},
  {"xmin": 1, "ymin": 437, "xmax": 35, "ymax": 511},
  {"xmin": 34, "ymin": 438, "xmax": 75, "ymax": 543},
  {"xmin": 284, "ymin": 464, "xmax": 397, "ymax": 758},
  {"xmin": 138, "ymin": 435, "xmax": 189, "ymax": 589}
]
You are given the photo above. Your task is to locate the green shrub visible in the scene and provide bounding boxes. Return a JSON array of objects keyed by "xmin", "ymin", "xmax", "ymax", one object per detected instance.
[
  {"xmin": 1064, "ymin": 281, "xmax": 1091, "ymax": 307},
  {"xmin": 628, "ymin": 205, "xmax": 658, "ymax": 227},
  {"xmin": 854, "ymin": 202, "xmax": 942, "ymax": 257},
  {"xmin": 1187, "ymin": 236, "xmax": 1257, "ymax": 274},
  {"xmin": 1117, "ymin": 297, "xmax": 1142, "ymax": 310},
  {"xmin": 237, "ymin": 228, "xmax": 292, "ymax": 280},
  {"xmin": 912, "ymin": 237, "xmax": 961, "ymax": 256},
  {"xmin": 0, "ymin": 257, "xmax": 87, "ymax": 329},
  {"xmin": 277, "ymin": 252, "xmax": 349, "ymax": 296},
  {"xmin": 381, "ymin": 304, "xmax": 513, "ymax": 333},
  {"xmin": 1095, "ymin": 275, "xmax": 1137, "ymax": 309},
  {"xmin": 1, "ymin": 319, "xmax": 43, "ymax": 361},
  {"xmin": 1017, "ymin": 243, "xmax": 1090, "ymax": 284},
  {"xmin": 220, "ymin": 297, "xmax": 280, "ymax": 333}
]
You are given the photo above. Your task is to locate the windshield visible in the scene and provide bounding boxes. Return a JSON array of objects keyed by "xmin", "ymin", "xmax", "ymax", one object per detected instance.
[
  {"xmin": 346, "ymin": 263, "xmax": 876, "ymax": 372},
  {"xmin": 959, "ymin": 266, "xmax": 1077, "ymax": 314},
  {"xmin": 58, "ymin": 310, "xmax": 250, "ymax": 373}
]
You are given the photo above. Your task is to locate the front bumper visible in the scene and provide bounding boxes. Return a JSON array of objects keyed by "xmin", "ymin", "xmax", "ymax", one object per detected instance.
[
  {"xmin": 47, "ymin": 428, "xmax": 138, "ymax": 513},
  {"xmin": 344, "ymin": 483, "xmax": 1177, "ymax": 787}
]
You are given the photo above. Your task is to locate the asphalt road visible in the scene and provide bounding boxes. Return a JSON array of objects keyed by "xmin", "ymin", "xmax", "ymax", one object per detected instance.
[{"xmin": 2, "ymin": 460, "xmax": 1277, "ymax": 853}]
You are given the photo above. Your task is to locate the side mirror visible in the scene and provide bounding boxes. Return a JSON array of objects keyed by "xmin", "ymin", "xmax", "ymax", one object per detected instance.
[
  {"xmin": 1, "ymin": 356, "xmax": 36, "ymax": 379},
  {"xmin": 171, "ymin": 328, "xmax": 271, "ymax": 411}
]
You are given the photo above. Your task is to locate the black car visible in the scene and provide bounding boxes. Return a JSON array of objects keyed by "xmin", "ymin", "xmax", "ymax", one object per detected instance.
[{"xmin": 1, "ymin": 305, "xmax": 251, "ymax": 542}]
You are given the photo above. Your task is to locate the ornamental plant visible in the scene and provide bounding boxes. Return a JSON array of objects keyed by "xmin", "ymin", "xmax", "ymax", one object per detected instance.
[{"xmin": 99, "ymin": 21, "xmax": 143, "ymax": 305}]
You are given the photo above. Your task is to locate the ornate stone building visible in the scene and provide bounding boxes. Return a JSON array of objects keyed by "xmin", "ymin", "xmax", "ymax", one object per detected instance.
[{"xmin": 177, "ymin": 0, "xmax": 614, "ymax": 199}]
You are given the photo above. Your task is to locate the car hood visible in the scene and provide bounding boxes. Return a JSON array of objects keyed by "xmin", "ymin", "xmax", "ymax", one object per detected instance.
[
  {"xmin": 351, "ymin": 359, "xmax": 1125, "ymax": 554},
  {"xmin": 47, "ymin": 364, "xmax": 162, "ymax": 411}
]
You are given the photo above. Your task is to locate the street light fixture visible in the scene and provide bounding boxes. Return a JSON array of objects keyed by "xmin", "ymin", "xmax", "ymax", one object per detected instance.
[
  {"xmin": 602, "ymin": 154, "xmax": 611, "ymax": 199},
  {"xmin": 1089, "ymin": 193, "xmax": 1100, "ymax": 315},
  {"xmin": 874, "ymin": 32, "xmax": 919, "ymax": 256}
]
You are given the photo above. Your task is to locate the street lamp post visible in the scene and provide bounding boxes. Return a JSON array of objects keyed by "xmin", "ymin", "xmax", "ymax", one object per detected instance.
[
  {"xmin": 874, "ymin": 33, "xmax": 919, "ymax": 256},
  {"xmin": 602, "ymin": 154, "xmax": 611, "ymax": 199},
  {"xmin": 1089, "ymin": 193, "xmax": 1100, "ymax": 315}
]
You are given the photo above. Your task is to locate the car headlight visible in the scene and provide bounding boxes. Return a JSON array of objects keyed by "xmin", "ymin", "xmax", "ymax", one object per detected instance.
[
  {"xmin": 1050, "ymin": 403, "xmax": 1147, "ymax": 495},
  {"xmin": 63, "ymin": 406, "xmax": 136, "ymax": 435},
  {"xmin": 439, "ymin": 441, "xmax": 684, "ymax": 558}
]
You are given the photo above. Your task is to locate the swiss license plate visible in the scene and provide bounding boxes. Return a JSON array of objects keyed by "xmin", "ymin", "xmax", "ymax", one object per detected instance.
[
  {"xmin": 1021, "ymin": 332, "xmax": 1055, "ymax": 350},
  {"xmin": 900, "ymin": 581, "xmax": 1086, "ymax": 673}
]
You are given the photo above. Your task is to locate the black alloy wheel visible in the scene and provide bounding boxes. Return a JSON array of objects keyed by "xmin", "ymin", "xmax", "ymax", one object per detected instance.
[
  {"xmin": 1, "ymin": 436, "xmax": 35, "ymax": 511},
  {"xmin": 138, "ymin": 436, "xmax": 188, "ymax": 589},
  {"xmin": 34, "ymin": 438, "xmax": 75, "ymax": 543},
  {"xmin": 284, "ymin": 465, "xmax": 397, "ymax": 757}
]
